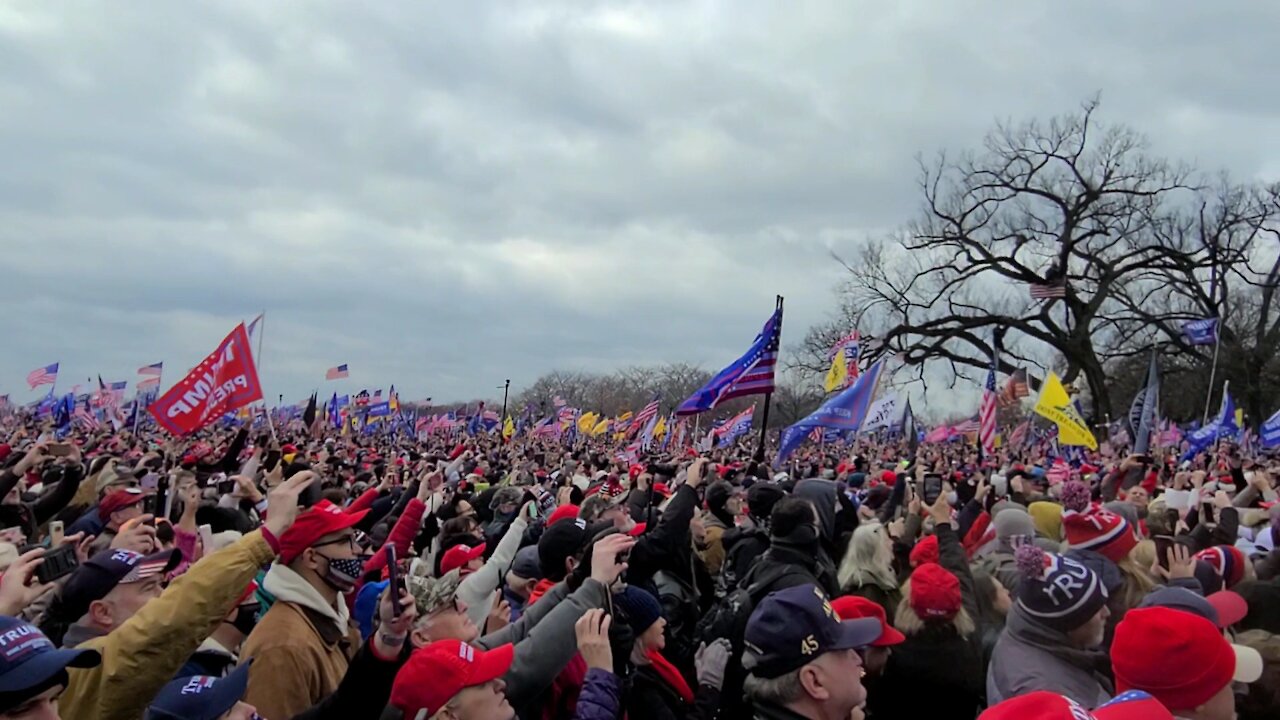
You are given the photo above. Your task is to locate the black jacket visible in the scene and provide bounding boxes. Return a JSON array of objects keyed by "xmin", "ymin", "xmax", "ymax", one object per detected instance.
[
  {"xmin": 0, "ymin": 464, "xmax": 84, "ymax": 540},
  {"xmin": 623, "ymin": 664, "xmax": 719, "ymax": 720}
]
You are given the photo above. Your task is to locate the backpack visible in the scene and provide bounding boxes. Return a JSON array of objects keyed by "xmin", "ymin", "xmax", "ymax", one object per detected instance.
[{"xmin": 695, "ymin": 560, "xmax": 810, "ymax": 716}]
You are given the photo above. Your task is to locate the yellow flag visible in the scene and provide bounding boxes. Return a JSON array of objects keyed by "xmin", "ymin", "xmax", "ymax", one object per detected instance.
[
  {"xmin": 1235, "ymin": 408, "xmax": 1244, "ymax": 429},
  {"xmin": 591, "ymin": 418, "xmax": 609, "ymax": 436},
  {"xmin": 1033, "ymin": 372, "xmax": 1098, "ymax": 450},
  {"xmin": 654, "ymin": 415, "xmax": 667, "ymax": 438},
  {"xmin": 824, "ymin": 351, "xmax": 848, "ymax": 393},
  {"xmin": 578, "ymin": 412, "xmax": 597, "ymax": 434},
  {"xmin": 503, "ymin": 416, "xmax": 514, "ymax": 440}
]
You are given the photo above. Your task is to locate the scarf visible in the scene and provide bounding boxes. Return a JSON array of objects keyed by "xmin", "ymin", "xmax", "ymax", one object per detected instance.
[
  {"xmin": 262, "ymin": 562, "xmax": 350, "ymax": 636},
  {"xmin": 645, "ymin": 649, "xmax": 694, "ymax": 704}
]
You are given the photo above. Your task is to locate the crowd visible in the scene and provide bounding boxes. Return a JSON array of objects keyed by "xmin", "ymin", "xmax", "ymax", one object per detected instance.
[{"xmin": 0, "ymin": 407, "xmax": 1277, "ymax": 720}]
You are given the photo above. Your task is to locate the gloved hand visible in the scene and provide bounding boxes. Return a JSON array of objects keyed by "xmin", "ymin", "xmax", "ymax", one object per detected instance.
[{"xmin": 695, "ymin": 639, "xmax": 732, "ymax": 690}]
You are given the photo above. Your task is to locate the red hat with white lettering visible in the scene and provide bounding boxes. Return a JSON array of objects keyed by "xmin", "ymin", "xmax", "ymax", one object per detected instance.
[
  {"xmin": 1061, "ymin": 481, "xmax": 1137, "ymax": 563},
  {"xmin": 979, "ymin": 690, "xmax": 1172, "ymax": 720},
  {"xmin": 392, "ymin": 640, "xmax": 514, "ymax": 719},
  {"xmin": 440, "ymin": 543, "xmax": 486, "ymax": 576}
]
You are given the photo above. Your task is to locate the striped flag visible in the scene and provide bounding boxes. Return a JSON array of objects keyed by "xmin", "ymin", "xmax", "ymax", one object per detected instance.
[
  {"xmin": 952, "ymin": 417, "xmax": 980, "ymax": 435},
  {"xmin": 1009, "ymin": 419, "xmax": 1031, "ymax": 448},
  {"xmin": 325, "ymin": 364, "xmax": 349, "ymax": 380},
  {"xmin": 1029, "ymin": 280, "xmax": 1067, "ymax": 299},
  {"xmin": 137, "ymin": 362, "xmax": 163, "ymax": 389},
  {"xmin": 676, "ymin": 303, "xmax": 782, "ymax": 415},
  {"xmin": 630, "ymin": 394, "xmax": 661, "ymax": 436},
  {"xmin": 999, "ymin": 368, "xmax": 1030, "ymax": 406},
  {"xmin": 26, "ymin": 363, "xmax": 58, "ymax": 389},
  {"xmin": 979, "ymin": 369, "xmax": 997, "ymax": 454}
]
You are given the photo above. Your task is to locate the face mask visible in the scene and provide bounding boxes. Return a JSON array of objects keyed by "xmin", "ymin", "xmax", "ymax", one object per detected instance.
[
  {"xmin": 227, "ymin": 604, "xmax": 260, "ymax": 636},
  {"xmin": 318, "ymin": 554, "xmax": 363, "ymax": 592},
  {"xmin": 946, "ymin": 491, "xmax": 958, "ymax": 506}
]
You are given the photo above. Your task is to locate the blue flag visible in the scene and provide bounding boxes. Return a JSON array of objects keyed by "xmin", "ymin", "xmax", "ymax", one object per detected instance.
[
  {"xmin": 1131, "ymin": 351, "xmax": 1161, "ymax": 456},
  {"xmin": 1262, "ymin": 410, "xmax": 1280, "ymax": 448},
  {"xmin": 1182, "ymin": 318, "xmax": 1218, "ymax": 346},
  {"xmin": 775, "ymin": 359, "xmax": 885, "ymax": 466},
  {"xmin": 676, "ymin": 305, "xmax": 782, "ymax": 416},
  {"xmin": 1183, "ymin": 386, "xmax": 1238, "ymax": 460}
]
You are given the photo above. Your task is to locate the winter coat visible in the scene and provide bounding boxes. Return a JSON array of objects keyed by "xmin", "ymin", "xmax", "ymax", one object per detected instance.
[
  {"xmin": 700, "ymin": 514, "xmax": 730, "ymax": 578},
  {"xmin": 720, "ymin": 525, "xmax": 769, "ymax": 593},
  {"xmin": 574, "ymin": 668, "xmax": 622, "ymax": 720},
  {"xmin": 174, "ymin": 637, "xmax": 238, "ymax": 679},
  {"xmin": 871, "ymin": 525, "xmax": 985, "ymax": 720},
  {"xmin": 292, "ymin": 638, "xmax": 403, "ymax": 720},
  {"xmin": 623, "ymin": 663, "xmax": 720, "ymax": 720},
  {"xmin": 0, "ymin": 464, "xmax": 84, "ymax": 540},
  {"xmin": 987, "ymin": 605, "xmax": 1113, "ymax": 707},
  {"xmin": 458, "ymin": 514, "xmax": 528, "ymax": 630},
  {"xmin": 240, "ymin": 563, "xmax": 363, "ymax": 720},
  {"xmin": 59, "ymin": 530, "xmax": 276, "ymax": 720}
]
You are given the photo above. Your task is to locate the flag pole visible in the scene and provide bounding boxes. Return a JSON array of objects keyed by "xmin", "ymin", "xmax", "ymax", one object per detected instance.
[
  {"xmin": 254, "ymin": 312, "xmax": 278, "ymax": 443},
  {"xmin": 754, "ymin": 295, "xmax": 783, "ymax": 462},
  {"xmin": 1202, "ymin": 319, "xmax": 1222, "ymax": 425}
]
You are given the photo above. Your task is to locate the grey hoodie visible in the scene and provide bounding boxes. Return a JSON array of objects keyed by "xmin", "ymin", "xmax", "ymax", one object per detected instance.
[{"xmin": 987, "ymin": 605, "xmax": 1113, "ymax": 707}]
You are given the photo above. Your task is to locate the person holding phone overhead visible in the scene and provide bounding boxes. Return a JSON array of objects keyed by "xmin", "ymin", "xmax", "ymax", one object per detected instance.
[{"xmin": 0, "ymin": 441, "xmax": 86, "ymax": 546}]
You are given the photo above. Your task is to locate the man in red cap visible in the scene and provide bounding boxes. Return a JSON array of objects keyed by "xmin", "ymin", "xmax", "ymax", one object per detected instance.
[
  {"xmin": 241, "ymin": 497, "xmax": 384, "ymax": 720},
  {"xmin": 95, "ymin": 488, "xmax": 147, "ymax": 549},
  {"xmin": 830, "ymin": 594, "xmax": 905, "ymax": 675},
  {"xmin": 392, "ymin": 639, "xmax": 515, "ymax": 720},
  {"xmin": 1110, "ymin": 606, "xmax": 1262, "ymax": 720}
]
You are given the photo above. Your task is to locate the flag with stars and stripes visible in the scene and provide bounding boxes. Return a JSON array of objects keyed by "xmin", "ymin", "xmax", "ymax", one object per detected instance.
[
  {"xmin": 979, "ymin": 369, "xmax": 998, "ymax": 455},
  {"xmin": 676, "ymin": 303, "xmax": 782, "ymax": 415}
]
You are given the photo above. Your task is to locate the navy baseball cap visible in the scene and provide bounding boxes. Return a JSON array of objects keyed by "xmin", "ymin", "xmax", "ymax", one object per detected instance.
[
  {"xmin": 145, "ymin": 661, "xmax": 251, "ymax": 720},
  {"xmin": 60, "ymin": 547, "xmax": 182, "ymax": 621},
  {"xmin": 0, "ymin": 617, "xmax": 99, "ymax": 699},
  {"xmin": 743, "ymin": 584, "xmax": 881, "ymax": 679}
]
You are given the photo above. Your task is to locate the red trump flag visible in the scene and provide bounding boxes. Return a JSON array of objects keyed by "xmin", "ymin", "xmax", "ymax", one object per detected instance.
[{"xmin": 149, "ymin": 323, "xmax": 263, "ymax": 435}]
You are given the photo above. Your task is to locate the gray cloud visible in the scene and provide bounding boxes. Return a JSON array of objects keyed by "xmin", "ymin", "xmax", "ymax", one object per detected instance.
[{"xmin": 1, "ymin": 1, "xmax": 1278, "ymax": 409}]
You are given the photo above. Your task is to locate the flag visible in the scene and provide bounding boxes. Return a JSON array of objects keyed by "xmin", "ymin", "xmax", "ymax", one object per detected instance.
[
  {"xmin": 503, "ymin": 416, "xmax": 515, "ymax": 441},
  {"xmin": 639, "ymin": 412, "xmax": 661, "ymax": 449},
  {"xmin": 148, "ymin": 323, "xmax": 263, "ymax": 435},
  {"xmin": 1130, "ymin": 350, "xmax": 1160, "ymax": 456},
  {"xmin": 631, "ymin": 394, "xmax": 661, "ymax": 435},
  {"xmin": 861, "ymin": 392, "xmax": 900, "ymax": 433},
  {"xmin": 676, "ymin": 304, "xmax": 782, "ymax": 415},
  {"xmin": 26, "ymin": 363, "xmax": 58, "ymax": 389},
  {"xmin": 823, "ymin": 349, "xmax": 848, "ymax": 393},
  {"xmin": 246, "ymin": 313, "xmax": 264, "ymax": 340},
  {"xmin": 1032, "ymin": 372, "xmax": 1097, "ymax": 450},
  {"xmin": 653, "ymin": 414, "xmax": 667, "ymax": 439},
  {"xmin": 1009, "ymin": 419, "xmax": 1031, "ymax": 448},
  {"xmin": 979, "ymin": 369, "xmax": 998, "ymax": 455},
  {"xmin": 137, "ymin": 362, "xmax": 163, "ymax": 389},
  {"xmin": 1046, "ymin": 458, "xmax": 1071, "ymax": 485},
  {"xmin": 590, "ymin": 417, "xmax": 609, "ymax": 437},
  {"xmin": 1029, "ymin": 280, "xmax": 1067, "ymax": 299},
  {"xmin": 1181, "ymin": 318, "xmax": 1219, "ymax": 346},
  {"xmin": 924, "ymin": 425, "xmax": 956, "ymax": 443},
  {"xmin": 999, "ymin": 368, "xmax": 1030, "ymax": 406},
  {"xmin": 775, "ymin": 359, "xmax": 885, "ymax": 465},
  {"xmin": 326, "ymin": 364, "xmax": 349, "ymax": 380},
  {"xmin": 713, "ymin": 405, "xmax": 756, "ymax": 448},
  {"xmin": 902, "ymin": 399, "xmax": 919, "ymax": 455},
  {"xmin": 1184, "ymin": 385, "xmax": 1238, "ymax": 459},
  {"xmin": 302, "ymin": 393, "xmax": 318, "ymax": 427},
  {"xmin": 1262, "ymin": 410, "xmax": 1280, "ymax": 449}
]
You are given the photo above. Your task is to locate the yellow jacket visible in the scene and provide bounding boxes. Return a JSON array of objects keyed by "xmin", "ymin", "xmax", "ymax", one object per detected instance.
[{"xmin": 61, "ymin": 530, "xmax": 275, "ymax": 720}]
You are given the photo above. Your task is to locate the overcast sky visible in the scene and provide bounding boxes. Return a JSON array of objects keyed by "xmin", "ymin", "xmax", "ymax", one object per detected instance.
[{"xmin": 3, "ymin": 1, "xmax": 1278, "ymax": 409}]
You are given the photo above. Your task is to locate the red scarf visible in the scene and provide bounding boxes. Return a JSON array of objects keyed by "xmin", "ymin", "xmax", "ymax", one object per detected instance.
[{"xmin": 645, "ymin": 649, "xmax": 694, "ymax": 704}]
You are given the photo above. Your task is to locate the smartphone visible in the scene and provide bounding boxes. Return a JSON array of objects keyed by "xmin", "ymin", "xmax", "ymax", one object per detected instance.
[
  {"xmin": 923, "ymin": 474, "xmax": 944, "ymax": 505},
  {"xmin": 216, "ymin": 479, "xmax": 236, "ymax": 495},
  {"xmin": 1219, "ymin": 507, "xmax": 1240, "ymax": 538},
  {"xmin": 198, "ymin": 524, "xmax": 215, "ymax": 553},
  {"xmin": 386, "ymin": 545, "xmax": 402, "ymax": 617},
  {"xmin": 47, "ymin": 443, "xmax": 73, "ymax": 457},
  {"xmin": 263, "ymin": 449, "xmax": 281, "ymax": 473},
  {"xmin": 33, "ymin": 544, "xmax": 78, "ymax": 584},
  {"xmin": 1153, "ymin": 535, "xmax": 1177, "ymax": 570}
]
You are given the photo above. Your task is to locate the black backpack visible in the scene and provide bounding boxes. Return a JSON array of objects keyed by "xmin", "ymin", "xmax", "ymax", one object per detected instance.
[{"xmin": 695, "ymin": 561, "xmax": 810, "ymax": 716}]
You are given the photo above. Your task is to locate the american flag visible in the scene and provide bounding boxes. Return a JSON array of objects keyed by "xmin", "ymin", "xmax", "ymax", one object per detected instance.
[
  {"xmin": 979, "ymin": 369, "xmax": 998, "ymax": 455},
  {"xmin": 1046, "ymin": 459, "xmax": 1071, "ymax": 485},
  {"xmin": 676, "ymin": 304, "xmax": 782, "ymax": 415},
  {"xmin": 999, "ymin": 368, "xmax": 1030, "ymax": 406},
  {"xmin": 26, "ymin": 363, "xmax": 58, "ymax": 389},
  {"xmin": 1029, "ymin": 281, "xmax": 1067, "ymax": 299},
  {"xmin": 326, "ymin": 364, "xmax": 349, "ymax": 380},
  {"xmin": 73, "ymin": 404, "xmax": 100, "ymax": 431},
  {"xmin": 1009, "ymin": 419, "xmax": 1031, "ymax": 448},
  {"xmin": 137, "ymin": 362, "xmax": 163, "ymax": 389},
  {"xmin": 247, "ymin": 313, "xmax": 264, "ymax": 340},
  {"xmin": 630, "ymin": 394, "xmax": 661, "ymax": 435},
  {"xmin": 952, "ymin": 417, "xmax": 980, "ymax": 434}
]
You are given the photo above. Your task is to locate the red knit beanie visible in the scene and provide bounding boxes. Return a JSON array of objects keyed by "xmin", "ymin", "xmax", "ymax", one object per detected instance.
[
  {"xmin": 909, "ymin": 535, "xmax": 939, "ymax": 568},
  {"xmin": 1061, "ymin": 481, "xmax": 1138, "ymax": 563},
  {"xmin": 908, "ymin": 563, "xmax": 961, "ymax": 620},
  {"xmin": 1195, "ymin": 545, "xmax": 1247, "ymax": 588},
  {"xmin": 1112, "ymin": 608, "xmax": 1236, "ymax": 711}
]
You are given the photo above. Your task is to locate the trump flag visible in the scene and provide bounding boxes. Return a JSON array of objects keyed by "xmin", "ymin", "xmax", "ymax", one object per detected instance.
[{"xmin": 149, "ymin": 323, "xmax": 264, "ymax": 435}]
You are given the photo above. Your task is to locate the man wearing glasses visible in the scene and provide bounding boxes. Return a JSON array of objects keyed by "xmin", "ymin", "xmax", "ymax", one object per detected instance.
[{"xmin": 240, "ymin": 498, "xmax": 395, "ymax": 720}]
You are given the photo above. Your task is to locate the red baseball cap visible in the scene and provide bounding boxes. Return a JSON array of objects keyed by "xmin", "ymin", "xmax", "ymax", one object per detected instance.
[
  {"xmin": 277, "ymin": 500, "xmax": 369, "ymax": 564},
  {"xmin": 830, "ymin": 595, "xmax": 905, "ymax": 646},
  {"xmin": 98, "ymin": 488, "xmax": 146, "ymax": 520},
  {"xmin": 908, "ymin": 535, "xmax": 939, "ymax": 568},
  {"xmin": 546, "ymin": 504, "xmax": 580, "ymax": 527},
  {"xmin": 979, "ymin": 690, "xmax": 1172, "ymax": 720},
  {"xmin": 392, "ymin": 640, "xmax": 514, "ymax": 718},
  {"xmin": 908, "ymin": 563, "xmax": 962, "ymax": 620},
  {"xmin": 440, "ymin": 543, "xmax": 486, "ymax": 576}
]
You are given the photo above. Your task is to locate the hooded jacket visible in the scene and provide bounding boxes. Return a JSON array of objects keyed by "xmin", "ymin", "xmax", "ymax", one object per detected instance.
[
  {"xmin": 791, "ymin": 479, "xmax": 841, "ymax": 595},
  {"xmin": 240, "ymin": 562, "xmax": 363, "ymax": 720},
  {"xmin": 986, "ymin": 605, "xmax": 1113, "ymax": 707}
]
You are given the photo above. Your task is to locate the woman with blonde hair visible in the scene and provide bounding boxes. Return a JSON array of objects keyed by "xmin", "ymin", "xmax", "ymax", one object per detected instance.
[
  {"xmin": 838, "ymin": 521, "xmax": 901, "ymax": 619},
  {"xmin": 865, "ymin": 492, "xmax": 986, "ymax": 719}
]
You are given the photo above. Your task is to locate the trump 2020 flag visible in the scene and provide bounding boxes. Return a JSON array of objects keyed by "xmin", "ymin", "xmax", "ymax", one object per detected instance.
[
  {"xmin": 774, "ymin": 359, "xmax": 885, "ymax": 466},
  {"xmin": 1262, "ymin": 409, "xmax": 1280, "ymax": 449},
  {"xmin": 149, "ymin": 323, "xmax": 263, "ymax": 435},
  {"xmin": 676, "ymin": 303, "xmax": 782, "ymax": 416},
  {"xmin": 1182, "ymin": 318, "xmax": 1218, "ymax": 346}
]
